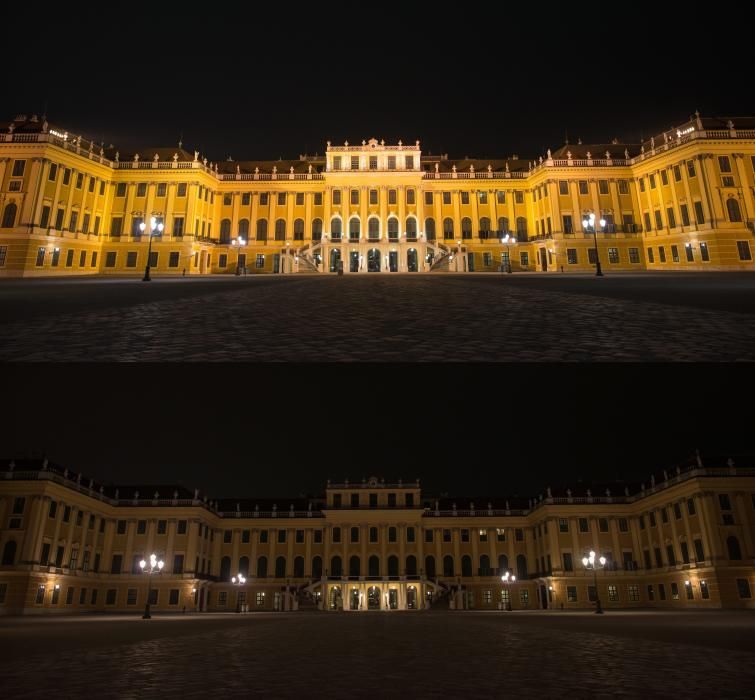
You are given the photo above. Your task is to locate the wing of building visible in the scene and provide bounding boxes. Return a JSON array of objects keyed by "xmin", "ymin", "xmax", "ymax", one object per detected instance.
[
  {"xmin": 0, "ymin": 114, "xmax": 754, "ymax": 276},
  {"xmin": 0, "ymin": 456, "xmax": 753, "ymax": 613}
]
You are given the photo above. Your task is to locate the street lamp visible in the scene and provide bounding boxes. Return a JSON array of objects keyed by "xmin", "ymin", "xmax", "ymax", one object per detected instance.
[
  {"xmin": 500, "ymin": 234, "xmax": 517, "ymax": 273},
  {"xmin": 231, "ymin": 237, "xmax": 247, "ymax": 276},
  {"xmin": 232, "ymin": 573, "xmax": 247, "ymax": 613},
  {"xmin": 140, "ymin": 217, "xmax": 164, "ymax": 282},
  {"xmin": 582, "ymin": 550, "xmax": 607, "ymax": 614},
  {"xmin": 501, "ymin": 571, "xmax": 516, "ymax": 611},
  {"xmin": 582, "ymin": 213, "xmax": 605, "ymax": 277},
  {"xmin": 139, "ymin": 553, "xmax": 164, "ymax": 619}
]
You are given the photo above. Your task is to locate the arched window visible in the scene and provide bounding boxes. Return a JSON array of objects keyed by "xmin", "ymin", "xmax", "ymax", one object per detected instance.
[
  {"xmin": 406, "ymin": 218, "xmax": 417, "ymax": 238},
  {"xmin": 461, "ymin": 217, "xmax": 472, "ymax": 239},
  {"xmin": 294, "ymin": 556, "xmax": 305, "ymax": 578},
  {"xmin": 516, "ymin": 217, "xmax": 528, "ymax": 241},
  {"xmin": 516, "ymin": 554, "xmax": 528, "ymax": 579},
  {"xmin": 727, "ymin": 536, "xmax": 742, "ymax": 561},
  {"xmin": 239, "ymin": 556, "xmax": 250, "ymax": 577},
  {"xmin": 275, "ymin": 556, "xmax": 286, "ymax": 578},
  {"xmin": 368, "ymin": 218, "xmax": 380, "ymax": 239},
  {"xmin": 480, "ymin": 555, "xmax": 491, "ymax": 575},
  {"xmin": 443, "ymin": 555, "xmax": 454, "ymax": 577},
  {"xmin": 220, "ymin": 556, "xmax": 231, "ymax": 582},
  {"xmin": 461, "ymin": 555, "xmax": 473, "ymax": 577},
  {"xmin": 498, "ymin": 217, "xmax": 510, "ymax": 234},
  {"xmin": 2, "ymin": 540, "xmax": 17, "ymax": 566},
  {"xmin": 498, "ymin": 554, "xmax": 509, "ymax": 573},
  {"xmin": 330, "ymin": 555, "xmax": 342, "ymax": 577},
  {"xmin": 349, "ymin": 218, "xmax": 360, "ymax": 239},
  {"xmin": 312, "ymin": 219, "xmax": 323, "ymax": 241},
  {"xmin": 425, "ymin": 555, "xmax": 436, "ymax": 578},
  {"xmin": 2, "ymin": 202, "xmax": 17, "ymax": 229},
  {"xmin": 312, "ymin": 556, "xmax": 323, "ymax": 578},
  {"xmin": 220, "ymin": 219, "xmax": 232, "ymax": 244},
  {"xmin": 406, "ymin": 555, "xmax": 417, "ymax": 576},
  {"xmin": 275, "ymin": 219, "xmax": 286, "ymax": 241},
  {"xmin": 330, "ymin": 218, "xmax": 342, "ymax": 238},
  {"xmin": 256, "ymin": 219, "xmax": 268, "ymax": 241},
  {"xmin": 727, "ymin": 198, "xmax": 743, "ymax": 223},
  {"xmin": 425, "ymin": 218, "xmax": 436, "ymax": 240},
  {"xmin": 369, "ymin": 555, "xmax": 380, "ymax": 577},
  {"xmin": 388, "ymin": 218, "xmax": 399, "ymax": 240},
  {"xmin": 349, "ymin": 555, "xmax": 360, "ymax": 577},
  {"xmin": 443, "ymin": 218, "xmax": 454, "ymax": 239},
  {"xmin": 293, "ymin": 219, "xmax": 305, "ymax": 240},
  {"xmin": 256, "ymin": 556, "xmax": 268, "ymax": 578},
  {"xmin": 238, "ymin": 219, "xmax": 250, "ymax": 238},
  {"xmin": 479, "ymin": 217, "xmax": 491, "ymax": 238}
]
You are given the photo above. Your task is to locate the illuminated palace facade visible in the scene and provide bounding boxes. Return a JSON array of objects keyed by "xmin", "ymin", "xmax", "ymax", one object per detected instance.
[
  {"xmin": 0, "ymin": 113, "xmax": 754, "ymax": 277},
  {"xmin": 0, "ymin": 457, "xmax": 753, "ymax": 615}
]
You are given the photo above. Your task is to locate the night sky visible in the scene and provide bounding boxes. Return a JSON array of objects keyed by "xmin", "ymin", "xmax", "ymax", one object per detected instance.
[
  {"xmin": 2, "ymin": 366, "xmax": 752, "ymax": 500},
  {"xmin": 3, "ymin": 5, "xmax": 753, "ymax": 162}
]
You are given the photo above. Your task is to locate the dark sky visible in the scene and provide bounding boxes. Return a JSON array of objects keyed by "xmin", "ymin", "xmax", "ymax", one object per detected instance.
[
  {"xmin": 4, "ymin": 4, "xmax": 752, "ymax": 162},
  {"xmin": 2, "ymin": 366, "xmax": 752, "ymax": 500}
]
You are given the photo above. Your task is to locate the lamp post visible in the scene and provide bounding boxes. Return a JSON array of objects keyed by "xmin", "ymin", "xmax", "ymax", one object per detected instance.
[
  {"xmin": 582, "ymin": 213, "xmax": 605, "ymax": 277},
  {"xmin": 501, "ymin": 571, "xmax": 516, "ymax": 611},
  {"xmin": 582, "ymin": 550, "xmax": 606, "ymax": 614},
  {"xmin": 231, "ymin": 237, "xmax": 247, "ymax": 276},
  {"xmin": 232, "ymin": 573, "xmax": 247, "ymax": 612},
  {"xmin": 140, "ymin": 217, "xmax": 164, "ymax": 282},
  {"xmin": 500, "ymin": 234, "xmax": 517, "ymax": 273},
  {"xmin": 139, "ymin": 553, "xmax": 164, "ymax": 619}
]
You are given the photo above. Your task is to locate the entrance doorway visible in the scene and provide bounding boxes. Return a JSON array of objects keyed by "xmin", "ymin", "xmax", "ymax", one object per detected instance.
[
  {"xmin": 388, "ymin": 589, "xmax": 399, "ymax": 610},
  {"xmin": 350, "ymin": 252, "xmax": 360, "ymax": 273},
  {"xmin": 467, "ymin": 252, "xmax": 475, "ymax": 272},
  {"xmin": 407, "ymin": 249, "xmax": 419, "ymax": 272},
  {"xmin": 329, "ymin": 586, "xmax": 342, "ymax": 610},
  {"xmin": 540, "ymin": 248, "xmax": 548, "ymax": 271},
  {"xmin": 368, "ymin": 586, "xmax": 381, "ymax": 610},
  {"xmin": 329, "ymin": 249, "xmax": 341, "ymax": 273},
  {"xmin": 273, "ymin": 254, "xmax": 280, "ymax": 274},
  {"xmin": 407, "ymin": 586, "xmax": 417, "ymax": 609},
  {"xmin": 368, "ymin": 249, "xmax": 381, "ymax": 272},
  {"xmin": 350, "ymin": 588, "xmax": 360, "ymax": 610},
  {"xmin": 540, "ymin": 585, "xmax": 548, "ymax": 609},
  {"xmin": 389, "ymin": 251, "xmax": 399, "ymax": 272}
]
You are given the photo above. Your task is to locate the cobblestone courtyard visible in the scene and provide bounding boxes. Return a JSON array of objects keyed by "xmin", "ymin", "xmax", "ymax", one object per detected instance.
[
  {"xmin": 0, "ymin": 611, "xmax": 753, "ymax": 698},
  {"xmin": 1, "ymin": 273, "xmax": 755, "ymax": 361}
]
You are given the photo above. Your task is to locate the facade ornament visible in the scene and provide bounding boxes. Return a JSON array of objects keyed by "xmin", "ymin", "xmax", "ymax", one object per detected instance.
[
  {"xmin": 650, "ymin": 475, "xmax": 656, "ymax": 487},
  {"xmin": 115, "ymin": 488, "xmax": 119, "ymax": 500},
  {"xmin": 154, "ymin": 490, "xmax": 159, "ymax": 499},
  {"xmin": 63, "ymin": 468, "xmax": 69, "ymax": 479},
  {"xmin": 452, "ymin": 165, "xmax": 457, "ymax": 173},
  {"xmin": 470, "ymin": 164, "xmax": 474, "ymax": 173},
  {"xmin": 173, "ymin": 153, "xmax": 179, "ymax": 162},
  {"xmin": 547, "ymin": 487, "xmax": 552, "ymax": 498},
  {"xmin": 587, "ymin": 151, "xmax": 592, "ymax": 160},
  {"xmin": 650, "ymin": 137, "xmax": 655, "ymax": 148},
  {"xmin": 173, "ymin": 489, "xmax": 179, "ymax": 499},
  {"xmin": 154, "ymin": 153, "xmax": 159, "ymax": 162},
  {"xmin": 625, "ymin": 148, "xmax": 630, "ymax": 159},
  {"xmin": 42, "ymin": 457, "xmax": 48, "ymax": 470},
  {"xmin": 435, "ymin": 163, "xmax": 439, "ymax": 173},
  {"xmin": 361, "ymin": 140, "xmax": 366, "ymax": 146},
  {"xmin": 505, "ymin": 162, "xmax": 510, "ymax": 173},
  {"xmin": 194, "ymin": 488, "xmax": 199, "ymax": 499},
  {"xmin": 115, "ymin": 151, "xmax": 119, "ymax": 162},
  {"xmin": 203, "ymin": 157, "xmax": 208, "ymax": 166},
  {"xmin": 539, "ymin": 156, "xmax": 543, "ymax": 165},
  {"xmin": 566, "ymin": 150, "xmax": 572, "ymax": 159},
  {"xmin": 663, "ymin": 470, "xmax": 668, "ymax": 481},
  {"xmin": 547, "ymin": 149, "xmax": 552, "ymax": 159},
  {"xmin": 326, "ymin": 141, "xmax": 331, "ymax": 148},
  {"xmin": 194, "ymin": 151, "xmax": 199, "ymax": 162},
  {"xmin": 99, "ymin": 147, "xmax": 104, "ymax": 157},
  {"xmin": 8, "ymin": 460, "xmax": 14, "ymax": 471},
  {"xmin": 624, "ymin": 487, "xmax": 630, "ymax": 497},
  {"xmin": 290, "ymin": 166, "xmax": 294, "ymax": 174},
  {"xmin": 99, "ymin": 485, "xmax": 104, "ymax": 495},
  {"xmin": 676, "ymin": 465, "xmax": 681, "ymax": 476},
  {"xmin": 727, "ymin": 120, "xmax": 734, "ymax": 129},
  {"xmin": 8, "ymin": 123, "xmax": 14, "ymax": 134},
  {"xmin": 134, "ymin": 153, "xmax": 139, "ymax": 163},
  {"xmin": 308, "ymin": 164, "xmax": 312, "ymax": 174},
  {"xmin": 134, "ymin": 490, "xmax": 140, "ymax": 500},
  {"xmin": 587, "ymin": 489, "xmax": 592, "ymax": 498},
  {"xmin": 272, "ymin": 166, "xmax": 277, "ymax": 174},
  {"xmin": 255, "ymin": 167, "xmax": 259, "ymax": 174},
  {"xmin": 236, "ymin": 165, "xmax": 240, "ymax": 175},
  {"xmin": 42, "ymin": 120, "xmax": 49, "ymax": 133},
  {"xmin": 696, "ymin": 449, "xmax": 704, "ymax": 468},
  {"xmin": 727, "ymin": 457, "xmax": 735, "ymax": 468},
  {"xmin": 606, "ymin": 488, "xmax": 611, "ymax": 497},
  {"xmin": 344, "ymin": 140, "xmax": 349, "ymax": 147},
  {"xmin": 398, "ymin": 140, "xmax": 403, "ymax": 148},
  {"xmin": 577, "ymin": 138, "xmax": 582, "ymax": 145},
  {"xmin": 77, "ymin": 473, "xmax": 81, "ymax": 484},
  {"xmin": 380, "ymin": 139, "xmax": 385, "ymax": 146},
  {"xmin": 605, "ymin": 151, "xmax": 611, "ymax": 159},
  {"xmin": 641, "ymin": 146, "xmax": 645, "ymax": 154}
]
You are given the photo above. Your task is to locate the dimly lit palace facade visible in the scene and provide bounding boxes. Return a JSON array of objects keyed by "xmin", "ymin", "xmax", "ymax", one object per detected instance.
[
  {"xmin": 0, "ymin": 113, "xmax": 754, "ymax": 276},
  {"xmin": 0, "ymin": 457, "xmax": 753, "ymax": 615}
]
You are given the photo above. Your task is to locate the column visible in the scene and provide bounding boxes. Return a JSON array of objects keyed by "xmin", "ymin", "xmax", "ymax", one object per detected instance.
[
  {"xmin": 304, "ymin": 192, "xmax": 313, "ymax": 242},
  {"xmin": 101, "ymin": 520, "xmax": 116, "ymax": 572},
  {"xmin": 570, "ymin": 181, "xmax": 582, "ymax": 231},
  {"xmin": 699, "ymin": 156, "xmax": 721, "ymax": 225},
  {"xmin": 165, "ymin": 184, "xmax": 177, "ymax": 237},
  {"xmin": 30, "ymin": 160, "xmax": 52, "ymax": 227},
  {"xmin": 166, "ymin": 521, "xmax": 177, "ymax": 572},
  {"xmin": 698, "ymin": 494, "xmax": 719, "ymax": 560},
  {"xmin": 231, "ymin": 192, "xmax": 241, "ymax": 238},
  {"xmin": 734, "ymin": 155, "xmax": 755, "ymax": 219},
  {"xmin": 124, "ymin": 521, "xmax": 136, "ymax": 571},
  {"xmin": 21, "ymin": 496, "xmax": 46, "ymax": 562},
  {"xmin": 185, "ymin": 520, "xmax": 201, "ymax": 573},
  {"xmin": 123, "ymin": 183, "xmax": 136, "ymax": 236},
  {"xmin": 735, "ymin": 493, "xmax": 754, "ymax": 556}
]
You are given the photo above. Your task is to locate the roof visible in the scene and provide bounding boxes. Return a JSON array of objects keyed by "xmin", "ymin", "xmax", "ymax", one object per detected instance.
[{"xmin": 551, "ymin": 143, "xmax": 641, "ymax": 160}]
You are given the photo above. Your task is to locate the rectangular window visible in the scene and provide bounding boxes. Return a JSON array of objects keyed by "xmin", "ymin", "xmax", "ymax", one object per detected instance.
[
  {"xmin": 661, "ymin": 170, "xmax": 669, "ymax": 187},
  {"xmin": 256, "ymin": 592, "xmax": 265, "ymax": 607},
  {"xmin": 687, "ymin": 160, "xmax": 696, "ymax": 178},
  {"xmin": 599, "ymin": 518, "xmax": 609, "ymax": 533},
  {"xmin": 567, "ymin": 586, "xmax": 577, "ymax": 603},
  {"xmin": 405, "ymin": 156, "xmax": 414, "ymax": 170},
  {"xmin": 654, "ymin": 210, "xmax": 663, "ymax": 230},
  {"xmin": 578, "ymin": 181, "xmax": 588, "ymax": 195},
  {"xmin": 62, "ymin": 168, "xmax": 71, "ymax": 186},
  {"xmin": 647, "ymin": 584, "xmax": 655, "ymax": 601},
  {"xmin": 461, "ymin": 192, "xmax": 469, "ymax": 205},
  {"xmin": 461, "ymin": 529, "xmax": 470, "ymax": 542},
  {"xmin": 671, "ymin": 582, "xmax": 680, "ymax": 600},
  {"xmin": 598, "ymin": 180, "xmax": 609, "ymax": 195},
  {"xmin": 55, "ymin": 208, "xmax": 64, "ymax": 230},
  {"xmin": 425, "ymin": 529, "xmax": 433, "ymax": 543},
  {"xmin": 666, "ymin": 545, "xmax": 676, "ymax": 566},
  {"xmin": 628, "ymin": 585, "xmax": 640, "ymax": 602},
  {"xmin": 443, "ymin": 529, "xmax": 451, "ymax": 543},
  {"xmin": 332, "ymin": 190, "xmax": 341, "ymax": 206},
  {"xmin": 277, "ymin": 193, "xmax": 286, "ymax": 206},
  {"xmin": 314, "ymin": 193, "xmax": 323, "ymax": 206},
  {"xmin": 0, "ymin": 246, "xmax": 7, "ymax": 267},
  {"xmin": 496, "ymin": 528, "xmax": 505, "ymax": 542},
  {"xmin": 674, "ymin": 165, "xmax": 682, "ymax": 182},
  {"xmin": 608, "ymin": 248, "xmax": 620, "ymax": 264},
  {"xmin": 640, "ymin": 178, "xmax": 646, "ymax": 193},
  {"xmin": 110, "ymin": 216, "xmax": 123, "ymax": 237},
  {"xmin": 520, "ymin": 252, "xmax": 529, "ymax": 267},
  {"xmin": 658, "ymin": 247, "xmax": 666, "ymax": 263},
  {"xmin": 737, "ymin": 241, "xmax": 753, "ymax": 261},
  {"xmin": 563, "ymin": 553, "xmax": 573, "ymax": 572},
  {"xmin": 442, "ymin": 192, "xmax": 451, "ymax": 205},
  {"xmin": 567, "ymin": 248, "xmax": 578, "ymax": 264},
  {"xmin": 694, "ymin": 201, "xmax": 705, "ymax": 225},
  {"xmin": 169, "ymin": 589, "xmax": 180, "ymax": 606},
  {"xmin": 369, "ymin": 189, "xmax": 378, "ymax": 205},
  {"xmin": 644, "ymin": 212, "xmax": 652, "ymax": 232},
  {"xmin": 667, "ymin": 208, "xmax": 676, "ymax": 229},
  {"xmin": 49, "ymin": 163, "xmax": 58, "ymax": 181},
  {"xmin": 700, "ymin": 581, "xmax": 710, "ymax": 599},
  {"xmin": 277, "ymin": 529, "xmax": 286, "ymax": 544},
  {"xmin": 558, "ymin": 181, "xmax": 569, "ymax": 195},
  {"xmin": 424, "ymin": 191, "xmax": 433, "ymax": 206},
  {"xmin": 560, "ymin": 519, "xmax": 570, "ymax": 533},
  {"xmin": 110, "ymin": 554, "xmax": 123, "ymax": 574},
  {"xmin": 333, "ymin": 156, "xmax": 342, "ymax": 171},
  {"xmin": 700, "ymin": 242, "xmax": 710, "ymax": 262},
  {"xmin": 127, "ymin": 588, "xmax": 138, "ymax": 605},
  {"xmin": 313, "ymin": 530, "xmax": 323, "ymax": 544},
  {"xmin": 136, "ymin": 183, "xmax": 147, "ymax": 197},
  {"xmin": 608, "ymin": 585, "xmax": 619, "ymax": 602},
  {"xmin": 126, "ymin": 251, "xmax": 137, "ymax": 268},
  {"xmin": 718, "ymin": 156, "xmax": 732, "ymax": 173},
  {"xmin": 332, "ymin": 527, "xmax": 341, "ymax": 543},
  {"xmin": 737, "ymin": 579, "xmax": 752, "ymax": 599},
  {"xmin": 654, "ymin": 548, "xmax": 662, "ymax": 568},
  {"xmin": 369, "ymin": 156, "xmax": 378, "ymax": 170},
  {"xmin": 650, "ymin": 174, "xmax": 656, "ymax": 189},
  {"xmin": 629, "ymin": 248, "xmax": 640, "ymax": 264},
  {"xmin": 387, "ymin": 156, "xmax": 396, "ymax": 170},
  {"xmin": 685, "ymin": 244, "xmax": 694, "ymax": 262},
  {"xmin": 255, "ymin": 254, "xmax": 265, "ymax": 269},
  {"xmin": 407, "ymin": 527, "xmax": 416, "ymax": 543},
  {"xmin": 351, "ymin": 156, "xmax": 360, "ymax": 170},
  {"xmin": 519, "ymin": 590, "xmax": 528, "ymax": 605},
  {"xmin": 169, "ymin": 252, "xmax": 180, "ymax": 268},
  {"xmin": 12, "ymin": 159, "xmax": 26, "ymax": 177},
  {"xmin": 76, "ymin": 173, "xmax": 84, "ymax": 189}
]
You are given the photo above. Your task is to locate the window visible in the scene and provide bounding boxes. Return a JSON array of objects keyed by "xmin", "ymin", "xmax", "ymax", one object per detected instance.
[
  {"xmin": 693, "ymin": 201, "xmax": 705, "ymax": 225},
  {"xmin": 277, "ymin": 529, "xmax": 286, "ymax": 544},
  {"xmin": 49, "ymin": 163, "xmax": 58, "ymax": 181},
  {"xmin": 442, "ymin": 192, "xmax": 451, "ymax": 205},
  {"xmin": 425, "ymin": 192, "xmax": 433, "ymax": 206},
  {"xmin": 667, "ymin": 208, "xmax": 677, "ymax": 229},
  {"xmin": 461, "ymin": 192, "xmax": 470, "ymax": 205},
  {"xmin": 737, "ymin": 579, "xmax": 752, "ymax": 599},
  {"xmin": 443, "ymin": 529, "xmax": 451, "ymax": 543},
  {"xmin": 519, "ymin": 590, "xmax": 528, "ymax": 606},
  {"xmin": 567, "ymin": 248, "xmax": 578, "ymax": 265},
  {"xmin": 388, "ymin": 156, "xmax": 396, "ymax": 170},
  {"xmin": 644, "ymin": 212, "xmax": 652, "ymax": 232},
  {"xmin": 389, "ymin": 527, "xmax": 397, "ymax": 543},
  {"xmin": 259, "ymin": 193, "xmax": 269, "ymax": 206},
  {"xmin": 314, "ymin": 530, "xmax": 323, "ymax": 544},
  {"xmin": 333, "ymin": 156, "xmax": 342, "ymax": 170},
  {"xmin": 332, "ymin": 527, "xmax": 341, "ymax": 543},
  {"xmin": 12, "ymin": 159, "xmax": 26, "ymax": 177},
  {"xmin": 369, "ymin": 189, "xmax": 378, "ymax": 205},
  {"xmin": 658, "ymin": 247, "xmax": 666, "ymax": 263},
  {"xmin": 559, "ymin": 181, "xmax": 569, "ymax": 195},
  {"xmin": 660, "ymin": 170, "xmax": 669, "ymax": 187},
  {"xmin": 515, "ymin": 528, "xmax": 524, "ymax": 542},
  {"xmin": 425, "ymin": 529, "xmax": 433, "ymax": 543},
  {"xmin": 169, "ymin": 589, "xmax": 180, "ymax": 606},
  {"xmin": 608, "ymin": 248, "xmax": 620, "ymax": 264},
  {"xmin": 350, "ymin": 527, "xmax": 359, "ymax": 543},
  {"xmin": 718, "ymin": 156, "xmax": 732, "ymax": 173},
  {"xmin": 737, "ymin": 241, "xmax": 752, "ymax": 261},
  {"xmin": 520, "ymin": 252, "xmax": 529, "ymax": 267},
  {"xmin": 608, "ymin": 585, "xmax": 619, "ymax": 602},
  {"xmin": 629, "ymin": 248, "xmax": 640, "ymax": 264},
  {"xmin": 559, "ymin": 519, "xmax": 569, "ymax": 533},
  {"xmin": 599, "ymin": 180, "xmax": 609, "ymax": 195},
  {"xmin": 461, "ymin": 529, "xmax": 470, "ymax": 542},
  {"xmin": 406, "ymin": 189, "xmax": 416, "ymax": 205},
  {"xmin": 369, "ymin": 156, "xmax": 378, "ymax": 170},
  {"xmin": 655, "ymin": 210, "xmax": 663, "ymax": 230},
  {"xmin": 578, "ymin": 181, "xmax": 588, "ymax": 195},
  {"xmin": 700, "ymin": 242, "xmax": 710, "ymax": 262},
  {"xmin": 567, "ymin": 586, "xmax": 577, "ymax": 603},
  {"xmin": 405, "ymin": 156, "xmax": 414, "ymax": 170},
  {"xmin": 407, "ymin": 527, "xmax": 416, "ymax": 543},
  {"xmin": 351, "ymin": 156, "xmax": 360, "ymax": 170},
  {"xmin": 599, "ymin": 518, "xmax": 609, "ymax": 533},
  {"xmin": 628, "ymin": 585, "xmax": 640, "ymax": 602},
  {"xmin": 563, "ymin": 553, "xmax": 573, "ymax": 572}
]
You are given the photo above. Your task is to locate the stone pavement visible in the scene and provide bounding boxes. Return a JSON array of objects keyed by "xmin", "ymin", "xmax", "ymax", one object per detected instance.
[
  {"xmin": 1, "ymin": 274, "xmax": 755, "ymax": 361},
  {"xmin": 0, "ymin": 611, "xmax": 753, "ymax": 698}
]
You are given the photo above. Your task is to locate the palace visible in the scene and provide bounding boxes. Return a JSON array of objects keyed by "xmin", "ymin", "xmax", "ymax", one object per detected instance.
[
  {"xmin": 0, "ymin": 456, "xmax": 753, "ymax": 614},
  {"xmin": 0, "ymin": 113, "xmax": 754, "ymax": 277}
]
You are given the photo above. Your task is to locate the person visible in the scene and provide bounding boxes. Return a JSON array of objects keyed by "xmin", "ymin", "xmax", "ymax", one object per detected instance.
[
  {"xmin": 182, "ymin": 268, "xmax": 186, "ymax": 277},
  {"xmin": 182, "ymin": 605, "xmax": 186, "ymax": 614},
  {"xmin": 561, "ymin": 265, "xmax": 564, "ymax": 273}
]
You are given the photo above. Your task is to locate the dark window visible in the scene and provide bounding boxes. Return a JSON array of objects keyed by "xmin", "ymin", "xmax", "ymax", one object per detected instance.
[
  {"xmin": 736, "ymin": 579, "xmax": 752, "ymax": 599},
  {"xmin": 110, "ymin": 554, "xmax": 123, "ymax": 574},
  {"xmin": 737, "ymin": 241, "xmax": 752, "ymax": 261},
  {"xmin": 563, "ymin": 553, "xmax": 573, "ymax": 572}
]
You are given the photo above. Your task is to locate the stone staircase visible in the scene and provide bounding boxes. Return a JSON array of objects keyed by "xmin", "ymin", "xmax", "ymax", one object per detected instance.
[{"xmin": 428, "ymin": 242, "xmax": 453, "ymax": 272}]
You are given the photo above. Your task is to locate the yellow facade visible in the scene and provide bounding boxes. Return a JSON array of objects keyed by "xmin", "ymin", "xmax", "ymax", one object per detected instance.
[
  {"xmin": 1, "ymin": 457, "xmax": 753, "ymax": 614},
  {"xmin": 0, "ymin": 113, "xmax": 754, "ymax": 277}
]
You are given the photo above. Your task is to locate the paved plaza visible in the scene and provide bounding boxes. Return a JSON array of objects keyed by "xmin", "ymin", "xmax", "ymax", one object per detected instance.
[
  {"xmin": 0, "ymin": 611, "xmax": 753, "ymax": 698},
  {"xmin": 1, "ymin": 273, "xmax": 755, "ymax": 361}
]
